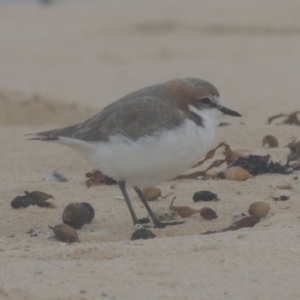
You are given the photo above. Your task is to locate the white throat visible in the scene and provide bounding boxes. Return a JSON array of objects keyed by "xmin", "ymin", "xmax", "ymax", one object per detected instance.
[{"xmin": 187, "ymin": 104, "xmax": 222, "ymax": 127}]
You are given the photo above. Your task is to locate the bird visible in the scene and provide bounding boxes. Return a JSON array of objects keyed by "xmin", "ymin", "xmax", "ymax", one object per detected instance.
[{"xmin": 29, "ymin": 78, "xmax": 241, "ymax": 228}]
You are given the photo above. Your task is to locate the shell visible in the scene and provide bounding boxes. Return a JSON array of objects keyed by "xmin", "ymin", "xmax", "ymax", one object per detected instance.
[
  {"xmin": 220, "ymin": 166, "xmax": 252, "ymax": 181},
  {"xmin": 262, "ymin": 135, "xmax": 279, "ymax": 148},
  {"xmin": 200, "ymin": 207, "xmax": 218, "ymax": 220},
  {"xmin": 62, "ymin": 202, "xmax": 92, "ymax": 229},
  {"xmin": 169, "ymin": 197, "xmax": 200, "ymax": 218},
  {"xmin": 248, "ymin": 201, "xmax": 270, "ymax": 218},
  {"xmin": 172, "ymin": 206, "xmax": 200, "ymax": 218},
  {"xmin": 142, "ymin": 187, "xmax": 161, "ymax": 201},
  {"xmin": 49, "ymin": 224, "xmax": 79, "ymax": 243}
]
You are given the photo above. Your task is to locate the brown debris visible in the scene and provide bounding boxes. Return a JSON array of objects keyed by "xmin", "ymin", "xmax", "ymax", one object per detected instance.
[
  {"xmin": 169, "ymin": 198, "xmax": 217, "ymax": 220},
  {"xmin": 85, "ymin": 170, "xmax": 117, "ymax": 187},
  {"xmin": 11, "ymin": 191, "xmax": 54, "ymax": 209},
  {"xmin": 199, "ymin": 207, "xmax": 218, "ymax": 220},
  {"xmin": 202, "ymin": 216, "xmax": 260, "ymax": 235},
  {"xmin": 262, "ymin": 135, "xmax": 279, "ymax": 148},
  {"xmin": 268, "ymin": 111, "xmax": 300, "ymax": 126},
  {"xmin": 175, "ymin": 142, "xmax": 242, "ymax": 179},
  {"xmin": 49, "ymin": 224, "xmax": 79, "ymax": 243},
  {"xmin": 176, "ymin": 141, "xmax": 293, "ymax": 180},
  {"xmin": 169, "ymin": 198, "xmax": 200, "ymax": 218}
]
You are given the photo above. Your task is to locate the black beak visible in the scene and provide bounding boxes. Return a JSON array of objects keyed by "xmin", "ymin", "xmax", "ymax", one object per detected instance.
[{"xmin": 218, "ymin": 105, "xmax": 241, "ymax": 117}]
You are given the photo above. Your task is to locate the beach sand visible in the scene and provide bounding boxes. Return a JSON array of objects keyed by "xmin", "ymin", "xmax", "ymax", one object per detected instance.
[{"xmin": 0, "ymin": 1, "xmax": 300, "ymax": 299}]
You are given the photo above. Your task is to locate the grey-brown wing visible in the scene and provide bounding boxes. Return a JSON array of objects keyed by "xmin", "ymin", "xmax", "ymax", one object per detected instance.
[{"xmin": 34, "ymin": 96, "xmax": 184, "ymax": 142}]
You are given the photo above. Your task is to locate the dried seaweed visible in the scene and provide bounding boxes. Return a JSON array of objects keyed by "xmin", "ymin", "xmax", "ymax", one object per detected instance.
[
  {"xmin": 176, "ymin": 142, "xmax": 294, "ymax": 180},
  {"xmin": 230, "ymin": 155, "xmax": 293, "ymax": 175},
  {"xmin": 85, "ymin": 170, "xmax": 117, "ymax": 187},
  {"xmin": 268, "ymin": 111, "xmax": 300, "ymax": 125}
]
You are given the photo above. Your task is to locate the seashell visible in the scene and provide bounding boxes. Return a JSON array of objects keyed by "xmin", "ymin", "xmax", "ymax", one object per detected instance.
[
  {"xmin": 248, "ymin": 201, "xmax": 270, "ymax": 218},
  {"xmin": 199, "ymin": 207, "xmax": 218, "ymax": 220},
  {"xmin": 169, "ymin": 198, "xmax": 200, "ymax": 218},
  {"xmin": 220, "ymin": 166, "xmax": 252, "ymax": 181},
  {"xmin": 49, "ymin": 224, "xmax": 78, "ymax": 243},
  {"xmin": 131, "ymin": 228, "xmax": 156, "ymax": 240},
  {"xmin": 62, "ymin": 202, "xmax": 95, "ymax": 229},
  {"xmin": 193, "ymin": 190, "xmax": 219, "ymax": 202},
  {"xmin": 262, "ymin": 135, "xmax": 279, "ymax": 148},
  {"xmin": 172, "ymin": 206, "xmax": 200, "ymax": 218},
  {"xmin": 142, "ymin": 186, "xmax": 161, "ymax": 201}
]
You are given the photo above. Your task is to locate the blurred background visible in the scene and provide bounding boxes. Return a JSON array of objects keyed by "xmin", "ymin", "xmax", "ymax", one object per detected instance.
[{"xmin": 0, "ymin": 0, "xmax": 299, "ymax": 124}]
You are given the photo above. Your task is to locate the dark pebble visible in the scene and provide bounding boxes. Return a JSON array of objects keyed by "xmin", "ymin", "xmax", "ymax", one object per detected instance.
[
  {"xmin": 200, "ymin": 207, "xmax": 218, "ymax": 220},
  {"xmin": 131, "ymin": 228, "xmax": 156, "ymax": 240},
  {"xmin": 62, "ymin": 203, "xmax": 91, "ymax": 229},
  {"xmin": 80, "ymin": 202, "xmax": 95, "ymax": 223},
  {"xmin": 193, "ymin": 191, "xmax": 219, "ymax": 202}
]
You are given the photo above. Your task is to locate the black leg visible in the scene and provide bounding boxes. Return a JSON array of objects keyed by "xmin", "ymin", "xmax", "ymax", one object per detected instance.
[
  {"xmin": 118, "ymin": 181, "xmax": 140, "ymax": 225},
  {"xmin": 134, "ymin": 187, "xmax": 184, "ymax": 228}
]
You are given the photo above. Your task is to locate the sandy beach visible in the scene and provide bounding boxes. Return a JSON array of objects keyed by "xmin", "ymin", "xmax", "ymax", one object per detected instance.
[{"xmin": 0, "ymin": 1, "xmax": 300, "ymax": 299}]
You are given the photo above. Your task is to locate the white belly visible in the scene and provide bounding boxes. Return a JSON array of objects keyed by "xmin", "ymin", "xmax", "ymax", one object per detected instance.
[{"xmin": 58, "ymin": 119, "xmax": 215, "ymax": 188}]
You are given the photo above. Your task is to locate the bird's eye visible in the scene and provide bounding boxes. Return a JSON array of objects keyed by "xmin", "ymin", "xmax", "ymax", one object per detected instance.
[{"xmin": 200, "ymin": 97, "xmax": 211, "ymax": 106}]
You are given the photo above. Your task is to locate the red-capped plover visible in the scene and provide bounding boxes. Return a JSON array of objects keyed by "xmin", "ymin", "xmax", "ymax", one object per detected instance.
[{"xmin": 30, "ymin": 78, "xmax": 241, "ymax": 228}]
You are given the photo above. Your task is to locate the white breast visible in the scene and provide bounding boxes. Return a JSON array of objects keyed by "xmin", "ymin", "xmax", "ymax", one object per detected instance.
[{"xmin": 56, "ymin": 116, "xmax": 214, "ymax": 188}]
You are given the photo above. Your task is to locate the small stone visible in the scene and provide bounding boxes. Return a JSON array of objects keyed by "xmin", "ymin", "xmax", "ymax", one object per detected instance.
[
  {"xmin": 62, "ymin": 203, "xmax": 93, "ymax": 229},
  {"xmin": 193, "ymin": 191, "xmax": 219, "ymax": 202},
  {"xmin": 248, "ymin": 202, "xmax": 270, "ymax": 218},
  {"xmin": 131, "ymin": 228, "xmax": 156, "ymax": 240},
  {"xmin": 142, "ymin": 187, "xmax": 161, "ymax": 201},
  {"xmin": 200, "ymin": 207, "xmax": 218, "ymax": 220}
]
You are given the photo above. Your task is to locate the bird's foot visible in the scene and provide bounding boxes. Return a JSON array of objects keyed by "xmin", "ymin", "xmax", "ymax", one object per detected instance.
[{"xmin": 153, "ymin": 220, "xmax": 185, "ymax": 228}]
